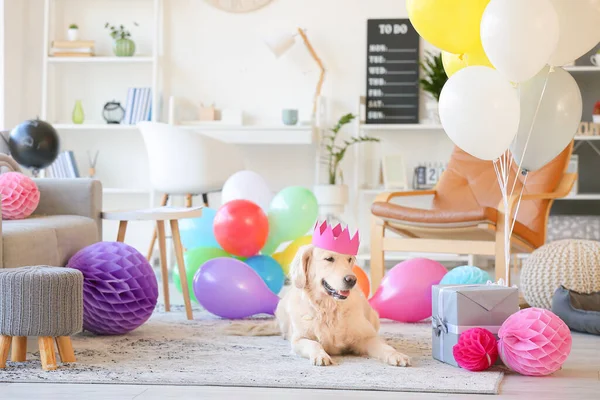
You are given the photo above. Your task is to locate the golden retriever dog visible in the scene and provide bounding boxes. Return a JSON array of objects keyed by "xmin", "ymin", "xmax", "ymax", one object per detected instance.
[{"xmin": 229, "ymin": 244, "xmax": 411, "ymax": 367}]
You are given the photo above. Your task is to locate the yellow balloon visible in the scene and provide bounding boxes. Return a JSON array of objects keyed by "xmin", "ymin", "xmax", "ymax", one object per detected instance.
[
  {"xmin": 407, "ymin": 0, "xmax": 490, "ymax": 54},
  {"xmin": 442, "ymin": 46, "xmax": 494, "ymax": 78},
  {"xmin": 442, "ymin": 52, "xmax": 466, "ymax": 78},
  {"xmin": 272, "ymin": 235, "xmax": 312, "ymax": 275}
]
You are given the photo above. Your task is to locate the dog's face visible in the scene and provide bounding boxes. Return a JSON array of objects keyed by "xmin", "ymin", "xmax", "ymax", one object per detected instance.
[{"xmin": 290, "ymin": 245, "xmax": 357, "ymax": 300}]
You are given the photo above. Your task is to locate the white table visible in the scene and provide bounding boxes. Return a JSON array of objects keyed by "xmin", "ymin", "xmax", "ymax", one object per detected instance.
[{"xmin": 102, "ymin": 206, "xmax": 203, "ymax": 320}]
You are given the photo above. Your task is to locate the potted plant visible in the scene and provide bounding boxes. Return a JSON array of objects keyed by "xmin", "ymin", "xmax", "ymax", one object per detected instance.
[
  {"xmin": 419, "ymin": 51, "xmax": 448, "ymax": 124},
  {"xmin": 315, "ymin": 113, "xmax": 380, "ymax": 221},
  {"xmin": 105, "ymin": 22, "xmax": 138, "ymax": 57},
  {"xmin": 67, "ymin": 24, "xmax": 79, "ymax": 41}
]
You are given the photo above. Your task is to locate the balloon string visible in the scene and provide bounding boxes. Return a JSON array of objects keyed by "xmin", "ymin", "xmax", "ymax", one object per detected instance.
[
  {"xmin": 509, "ymin": 173, "xmax": 528, "ymax": 237},
  {"xmin": 509, "ymin": 68, "xmax": 552, "ymax": 198}
]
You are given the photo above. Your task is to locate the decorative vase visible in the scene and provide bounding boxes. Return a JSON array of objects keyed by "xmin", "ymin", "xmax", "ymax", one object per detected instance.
[
  {"xmin": 313, "ymin": 184, "xmax": 349, "ymax": 224},
  {"xmin": 425, "ymin": 96, "xmax": 440, "ymax": 124},
  {"xmin": 113, "ymin": 38, "xmax": 135, "ymax": 57},
  {"xmin": 72, "ymin": 100, "xmax": 85, "ymax": 124},
  {"xmin": 67, "ymin": 28, "xmax": 79, "ymax": 41}
]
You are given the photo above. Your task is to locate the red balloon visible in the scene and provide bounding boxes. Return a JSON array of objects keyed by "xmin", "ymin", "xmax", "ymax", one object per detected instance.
[{"xmin": 213, "ymin": 200, "xmax": 269, "ymax": 257}]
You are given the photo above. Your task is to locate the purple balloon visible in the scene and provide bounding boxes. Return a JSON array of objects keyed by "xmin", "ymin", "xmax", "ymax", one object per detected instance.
[{"xmin": 193, "ymin": 257, "xmax": 279, "ymax": 319}]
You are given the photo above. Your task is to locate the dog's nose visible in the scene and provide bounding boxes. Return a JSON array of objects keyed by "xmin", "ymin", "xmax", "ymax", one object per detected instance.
[{"xmin": 344, "ymin": 275, "xmax": 357, "ymax": 288}]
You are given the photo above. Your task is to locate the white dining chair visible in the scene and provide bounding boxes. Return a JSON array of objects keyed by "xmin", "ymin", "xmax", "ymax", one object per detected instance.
[{"xmin": 137, "ymin": 122, "xmax": 244, "ymax": 260}]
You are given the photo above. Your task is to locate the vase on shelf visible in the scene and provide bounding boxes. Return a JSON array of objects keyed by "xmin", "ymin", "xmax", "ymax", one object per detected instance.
[
  {"xmin": 72, "ymin": 100, "xmax": 85, "ymax": 124},
  {"xmin": 313, "ymin": 184, "xmax": 349, "ymax": 225},
  {"xmin": 424, "ymin": 96, "xmax": 440, "ymax": 124},
  {"xmin": 67, "ymin": 27, "xmax": 79, "ymax": 41},
  {"xmin": 113, "ymin": 38, "xmax": 135, "ymax": 57}
]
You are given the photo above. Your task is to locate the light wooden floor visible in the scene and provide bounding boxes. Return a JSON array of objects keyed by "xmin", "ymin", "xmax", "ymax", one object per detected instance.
[{"xmin": 1, "ymin": 331, "xmax": 598, "ymax": 400}]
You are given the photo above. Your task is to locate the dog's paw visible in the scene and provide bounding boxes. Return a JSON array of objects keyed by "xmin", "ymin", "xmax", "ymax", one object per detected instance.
[
  {"xmin": 311, "ymin": 351, "xmax": 334, "ymax": 366},
  {"xmin": 385, "ymin": 351, "xmax": 411, "ymax": 367}
]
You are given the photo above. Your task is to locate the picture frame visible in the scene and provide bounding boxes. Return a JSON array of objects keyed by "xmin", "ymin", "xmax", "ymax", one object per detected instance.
[{"xmin": 382, "ymin": 154, "xmax": 407, "ymax": 190}]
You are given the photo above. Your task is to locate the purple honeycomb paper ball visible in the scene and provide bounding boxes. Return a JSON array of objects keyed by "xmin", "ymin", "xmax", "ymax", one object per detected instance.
[{"xmin": 67, "ymin": 241, "xmax": 158, "ymax": 335}]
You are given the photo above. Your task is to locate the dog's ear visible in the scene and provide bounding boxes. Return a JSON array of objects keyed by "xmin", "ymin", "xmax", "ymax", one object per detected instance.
[{"xmin": 290, "ymin": 244, "xmax": 313, "ymax": 289}]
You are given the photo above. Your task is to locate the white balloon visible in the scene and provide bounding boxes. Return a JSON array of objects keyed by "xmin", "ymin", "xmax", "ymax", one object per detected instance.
[
  {"xmin": 510, "ymin": 66, "xmax": 582, "ymax": 172},
  {"xmin": 548, "ymin": 0, "xmax": 600, "ymax": 66},
  {"xmin": 481, "ymin": 0, "xmax": 559, "ymax": 83},
  {"xmin": 221, "ymin": 170, "xmax": 273, "ymax": 211},
  {"xmin": 439, "ymin": 66, "xmax": 520, "ymax": 161}
]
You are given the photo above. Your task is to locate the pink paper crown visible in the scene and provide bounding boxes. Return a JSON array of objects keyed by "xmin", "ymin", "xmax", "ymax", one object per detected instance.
[{"xmin": 311, "ymin": 221, "xmax": 360, "ymax": 256}]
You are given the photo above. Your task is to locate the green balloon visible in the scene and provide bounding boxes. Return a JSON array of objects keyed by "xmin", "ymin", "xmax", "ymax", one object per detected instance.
[
  {"xmin": 262, "ymin": 186, "xmax": 318, "ymax": 255},
  {"xmin": 173, "ymin": 247, "xmax": 230, "ymax": 302}
]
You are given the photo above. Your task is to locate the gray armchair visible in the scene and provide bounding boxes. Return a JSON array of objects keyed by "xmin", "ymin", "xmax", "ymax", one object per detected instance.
[{"xmin": 1, "ymin": 178, "xmax": 102, "ymax": 269}]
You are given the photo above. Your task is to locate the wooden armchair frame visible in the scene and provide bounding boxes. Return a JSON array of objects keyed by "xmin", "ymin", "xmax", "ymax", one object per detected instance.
[{"xmin": 369, "ymin": 173, "xmax": 577, "ymax": 293}]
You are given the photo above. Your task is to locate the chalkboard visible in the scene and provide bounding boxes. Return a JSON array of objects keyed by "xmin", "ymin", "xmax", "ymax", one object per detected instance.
[{"xmin": 366, "ymin": 19, "xmax": 420, "ymax": 124}]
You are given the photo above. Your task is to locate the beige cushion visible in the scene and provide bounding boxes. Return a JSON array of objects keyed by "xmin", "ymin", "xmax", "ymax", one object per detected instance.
[{"xmin": 2, "ymin": 215, "xmax": 99, "ymax": 269}]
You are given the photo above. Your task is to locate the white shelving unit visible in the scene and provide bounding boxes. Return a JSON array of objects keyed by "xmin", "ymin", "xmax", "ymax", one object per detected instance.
[
  {"xmin": 47, "ymin": 56, "xmax": 154, "ymax": 64},
  {"xmin": 564, "ymin": 66, "xmax": 600, "ymax": 72},
  {"xmin": 358, "ymin": 123, "xmax": 443, "ymax": 131},
  {"xmin": 177, "ymin": 124, "xmax": 315, "ymax": 145},
  {"xmin": 559, "ymin": 193, "xmax": 600, "ymax": 200},
  {"xmin": 40, "ymin": 0, "xmax": 162, "ymax": 200},
  {"xmin": 40, "ymin": 0, "xmax": 161, "ymax": 123},
  {"xmin": 53, "ymin": 123, "xmax": 139, "ymax": 131}
]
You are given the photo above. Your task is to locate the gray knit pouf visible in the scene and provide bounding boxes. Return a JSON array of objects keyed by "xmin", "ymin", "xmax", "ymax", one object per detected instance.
[
  {"xmin": 0, "ymin": 266, "xmax": 83, "ymax": 337},
  {"xmin": 521, "ymin": 240, "xmax": 600, "ymax": 309}
]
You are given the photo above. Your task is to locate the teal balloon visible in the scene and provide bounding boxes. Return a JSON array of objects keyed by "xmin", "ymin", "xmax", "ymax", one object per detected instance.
[
  {"xmin": 179, "ymin": 207, "xmax": 220, "ymax": 249},
  {"xmin": 262, "ymin": 186, "xmax": 318, "ymax": 255},
  {"xmin": 245, "ymin": 255, "xmax": 285, "ymax": 294},
  {"xmin": 440, "ymin": 265, "xmax": 491, "ymax": 285}
]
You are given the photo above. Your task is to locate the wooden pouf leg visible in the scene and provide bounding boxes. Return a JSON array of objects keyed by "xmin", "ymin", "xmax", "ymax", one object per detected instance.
[
  {"xmin": 170, "ymin": 219, "xmax": 194, "ymax": 320},
  {"xmin": 0, "ymin": 335, "xmax": 11, "ymax": 368},
  {"xmin": 38, "ymin": 336, "xmax": 57, "ymax": 371},
  {"xmin": 55, "ymin": 337, "xmax": 76, "ymax": 363},
  {"xmin": 11, "ymin": 336, "xmax": 27, "ymax": 362}
]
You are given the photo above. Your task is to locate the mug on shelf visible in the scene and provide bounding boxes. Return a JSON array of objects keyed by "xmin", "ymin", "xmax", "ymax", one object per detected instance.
[
  {"xmin": 282, "ymin": 109, "xmax": 298, "ymax": 126},
  {"xmin": 591, "ymin": 53, "xmax": 600, "ymax": 66}
]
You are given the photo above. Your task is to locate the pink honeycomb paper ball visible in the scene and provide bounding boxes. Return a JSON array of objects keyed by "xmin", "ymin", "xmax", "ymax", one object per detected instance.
[
  {"xmin": 498, "ymin": 308, "xmax": 572, "ymax": 376},
  {"xmin": 0, "ymin": 172, "xmax": 40, "ymax": 220},
  {"xmin": 453, "ymin": 327, "xmax": 498, "ymax": 372}
]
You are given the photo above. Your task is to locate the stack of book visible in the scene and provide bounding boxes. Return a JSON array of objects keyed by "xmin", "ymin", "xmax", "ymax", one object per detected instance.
[
  {"xmin": 124, "ymin": 87, "xmax": 153, "ymax": 124},
  {"xmin": 46, "ymin": 151, "xmax": 80, "ymax": 178},
  {"xmin": 50, "ymin": 40, "xmax": 95, "ymax": 57}
]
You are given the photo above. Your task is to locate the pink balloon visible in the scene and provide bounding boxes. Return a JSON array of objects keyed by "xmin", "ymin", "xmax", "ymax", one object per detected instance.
[{"xmin": 369, "ymin": 258, "xmax": 447, "ymax": 322}]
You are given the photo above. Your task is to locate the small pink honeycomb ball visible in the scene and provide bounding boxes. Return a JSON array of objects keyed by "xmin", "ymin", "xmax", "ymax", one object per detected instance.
[{"xmin": 0, "ymin": 172, "xmax": 40, "ymax": 220}]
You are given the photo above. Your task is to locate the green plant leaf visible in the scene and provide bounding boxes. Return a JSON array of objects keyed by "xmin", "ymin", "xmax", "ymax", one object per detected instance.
[{"xmin": 419, "ymin": 51, "xmax": 448, "ymax": 102}]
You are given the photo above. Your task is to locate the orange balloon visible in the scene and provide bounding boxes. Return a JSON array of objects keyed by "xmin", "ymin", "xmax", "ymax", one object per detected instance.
[{"xmin": 353, "ymin": 265, "xmax": 370, "ymax": 298}]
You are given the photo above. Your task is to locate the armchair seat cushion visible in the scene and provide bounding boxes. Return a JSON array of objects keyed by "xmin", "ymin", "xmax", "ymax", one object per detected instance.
[
  {"xmin": 2, "ymin": 215, "xmax": 99, "ymax": 269},
  {"xmin": 372, "ymin": 201, "xmax": 498, "ymax": 225},
  {"xmin": 371, "ymin": 201, "xmax": 539, "ymax": 248}
]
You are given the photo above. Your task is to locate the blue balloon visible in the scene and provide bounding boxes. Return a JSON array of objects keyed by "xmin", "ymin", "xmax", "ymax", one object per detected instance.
[
  {"xmin": 245, "ymin": 255, "xmax": 285, "ymax": 294},
  {"xmin": 179, "ymin": 207, "xmax": 221, "ymax": 249},
  {"xmin": 440, "ymin": 265, "xmax": 491, "ymax": 285}
]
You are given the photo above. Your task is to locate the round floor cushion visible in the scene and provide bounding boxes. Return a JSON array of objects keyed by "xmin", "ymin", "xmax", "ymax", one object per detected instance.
[
  {"xmin": 0, "ymin": 266, "xmax": 83, "ymax": 337},
  {"xmin": 521, "ymin": 240, "xmax": 600, "ymax": 309}
]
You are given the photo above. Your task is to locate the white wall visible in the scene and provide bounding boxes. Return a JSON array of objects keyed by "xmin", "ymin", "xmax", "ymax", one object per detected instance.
[{"xmin": 12, "ymin": 0, "xmax": 455, "ymax": 251}]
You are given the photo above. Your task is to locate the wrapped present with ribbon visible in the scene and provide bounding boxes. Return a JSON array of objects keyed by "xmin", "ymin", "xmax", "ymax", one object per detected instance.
[{"xmin": 432, "ymin": 283, "xmax": 519, "ymax": 367}]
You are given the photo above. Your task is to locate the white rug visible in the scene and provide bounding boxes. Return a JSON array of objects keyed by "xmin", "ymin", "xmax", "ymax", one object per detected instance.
[{"xmin": 0, "ymin": 308, "xmax": 503, "ymax": 394}]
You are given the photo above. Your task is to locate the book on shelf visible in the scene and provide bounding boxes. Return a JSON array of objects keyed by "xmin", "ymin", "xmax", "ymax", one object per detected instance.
[
  {"xmin": 51, "ymin": 40, "xmax": 95, "ymax": 49},
  {"xmin": 52, "ymin": 52, "xmax": 93, "ymax": 57},
  {"xmin": 124, "ymin": 87, "xmax": 153, "ymax": 124},
  {"xmin": 50, "ymin": 40, "xmax": 95, "ymax": 57},
  {"xmin": 46, "ymin": 151, "xmax": 80, "ymax": 178}
]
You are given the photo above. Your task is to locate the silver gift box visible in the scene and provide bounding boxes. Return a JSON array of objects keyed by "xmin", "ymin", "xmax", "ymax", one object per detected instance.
[{"xmin": 432, "ymin": 284, "xmax": 519, "ymax": 367}]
